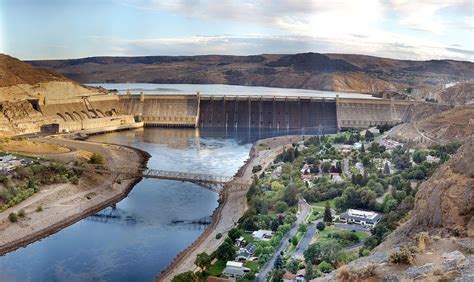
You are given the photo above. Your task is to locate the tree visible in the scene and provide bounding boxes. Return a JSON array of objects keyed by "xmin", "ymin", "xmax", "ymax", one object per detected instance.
[
  {"xmin": 305, "ymin": 262, "xmax": 314, "ymax": 281},
  {"xmin": 171, "ymin": 271, "xmax": 196, "ymax": 282},
  {"xmin": 286, "ymin": 259, "xmax": 300, "ymax": 274},
  {"xmin": 361, "ymin": 143, "xmax": 365, "ymax": 153},
  {"xmin": 215, "ymin": 241, "xmax": 236, "ymax": 261},
  {"xmin": 292, "ymin": 236, "xmax": 298, "ymax": 246},
  {"xmin": 195, "ymin": 252, "xmax": 211, "ymax": 273},
  {"xmin": 298, "ymin": 224, "xmax": 308, "ymax": 233},
  {"xmin": 283, "ymin": 180, "xmax": 298, "ymax": 206},
  {"xmin": 304, "ymin": 244, "xmax": 321, "ymax": 264},
  {"xmin": 413, "ymin": 150, "xmax": 427, "ymax": 164},
  {"xmin": 383, "ymin": 162, "xmax": 390, "ymax": 175},
  {"xmin": 274, "ymin": 255, "xmax": 283, "ymax": 269},
  {"xmin": 316, "ymin": 222, "xmax": 326, "ymax": 231},
  {"xmin": 321, "ymin": 161, "xmax": 331, "ymax": 173},
  {"xmin": 272, "ymin": 269, "xmax": 285, "ymax": 282},
  {"xmin": 275, "ymin": 201, "xmax": 288, "ymax": 213},
  {"xmin": 228, "ymin": 228, "xmax": 241, "ymax": 241},
  {"xmin": 323, "ymin": 203, "xmax": 332, "ymax": 223}
]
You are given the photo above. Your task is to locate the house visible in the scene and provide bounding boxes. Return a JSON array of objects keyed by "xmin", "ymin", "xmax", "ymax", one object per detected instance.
[
  {"xmin": 252, "ymin": 230, "xmax": 273, "ymax": 241},
  {"xmin": 236, "ymin": 243, "xmax": 257, "ymax": 261},
  {"xmin": 339, "ymin": 209, "xmax": 381, "ymax": 227},
  {"xmin": 296, "ymin": 269, "xmax": 306, "ymax": 281},
  {"xmin": 283, "ymin": 271, "xmax": 296, "ymax": 282},
  {"xmin": 222, "ymin": 261, "xmax": 250, "ymax": 278},
  {"xmin": 426, "ymin": 155, "xmax": 440, "ymax": 163}
]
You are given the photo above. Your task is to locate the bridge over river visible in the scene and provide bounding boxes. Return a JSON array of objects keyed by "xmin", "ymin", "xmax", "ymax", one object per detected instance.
[{"xmin": 72, "ymin": 165, "xmax": 250, "ymax": 192}]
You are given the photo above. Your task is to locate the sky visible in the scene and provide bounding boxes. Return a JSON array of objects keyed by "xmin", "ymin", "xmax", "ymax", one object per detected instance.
[{"xmin": 1, "ymin": 0, "xmax": 473, "ymax": 61}]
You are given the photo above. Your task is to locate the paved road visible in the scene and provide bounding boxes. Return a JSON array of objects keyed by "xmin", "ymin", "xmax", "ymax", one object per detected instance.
[
  {"xmin": 292, "ymin": 220, "xmax": 319, "ymax": 258},
  {"xmin": 257, "ymin": 198, "xmax": 311, "ymax": 282}
]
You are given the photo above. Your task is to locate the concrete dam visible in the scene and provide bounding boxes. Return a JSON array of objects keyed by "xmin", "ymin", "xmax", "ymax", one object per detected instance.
[{"xmin": 1, "ymin": 92, "xmax": 415, "ymax": 135}]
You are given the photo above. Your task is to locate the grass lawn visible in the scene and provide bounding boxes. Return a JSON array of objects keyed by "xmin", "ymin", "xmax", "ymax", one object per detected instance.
[
  {"xmin": 244, "ymin": 261, "xmax": 259, "ymax": 272},
  {"xmin": 309, "ymin": 199, "xmax": 336, "ymax": 209},
  {"xmin": 207, "ymin": 260, "xmax": 226, "ymax": 277},
  {"xmin": 312, "ymin": 226, "xmax": 369, "ymax": 246}
]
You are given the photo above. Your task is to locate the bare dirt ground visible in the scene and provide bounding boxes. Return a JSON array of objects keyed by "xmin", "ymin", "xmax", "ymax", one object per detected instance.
[
  {"xmin": 0, "ymin": 138, "xmax": 70, "ymax": 154},
  {"xmin": 157, "ymin": 135, "xmax": 305, "ymax": 281},
  {"xmin": 0, "ymin": 137, "xmax": 147, "ymax": 255}
]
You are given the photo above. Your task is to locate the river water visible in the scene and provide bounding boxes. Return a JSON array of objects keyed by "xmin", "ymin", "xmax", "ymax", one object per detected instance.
[{"xmin": 0, "ymin": 128, "xmax": 254, "ymax": 282}]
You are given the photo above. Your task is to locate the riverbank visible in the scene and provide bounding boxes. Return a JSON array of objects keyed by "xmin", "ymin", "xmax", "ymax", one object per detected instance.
[
  {"xmin": 157, "ymin": 135, "xmax": 305, "ymax": 281},
  {"xmin": 0, "ymin": 138, "xmax": 150, "ymax": 256}
]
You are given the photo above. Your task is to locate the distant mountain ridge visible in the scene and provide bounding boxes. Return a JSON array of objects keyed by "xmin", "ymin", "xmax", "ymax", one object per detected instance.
[{"xmin": 27, "ymin": 52, "xmax": 474, "ymax": 94}]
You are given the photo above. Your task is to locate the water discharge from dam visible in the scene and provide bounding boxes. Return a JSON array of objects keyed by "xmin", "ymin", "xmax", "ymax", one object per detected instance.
[{"xmin": 0, "ymin": 128, "xmax": 256, "ymax": 282}]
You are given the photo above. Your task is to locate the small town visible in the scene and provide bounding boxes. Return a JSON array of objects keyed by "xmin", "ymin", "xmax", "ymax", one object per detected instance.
[{"xmin": 172, "ymin": 126, "xmax": 458, "ymax": 281}]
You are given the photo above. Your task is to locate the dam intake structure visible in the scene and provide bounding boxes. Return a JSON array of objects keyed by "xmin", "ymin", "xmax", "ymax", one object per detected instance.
[{"xmin": 0, "ymin": 90, "xmax": 416, "ymax": 135}]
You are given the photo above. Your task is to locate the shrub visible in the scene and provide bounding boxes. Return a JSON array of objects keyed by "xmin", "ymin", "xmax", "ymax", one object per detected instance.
[
  {"xmin": 316, "ymin": 222, "xmax": 326, "ymax": 231},
  {"xmin": 389, "ymin": 245, "xmax": 416, "ymax": 265},
  {"xmin": 89, "ymin": 153, "xmax": 105, "ymax": 165},
  {"xmin": 8, "ymin": 212, "xmax": 18, "ymax": 223},
  {"xmin": 36, "ymin": 206, "xmax": 43, "ymax": 212},
  {"xmin": 319, "ymin": 260, "xmax": 334, "ymax": 273},
  {"xmin": 18, "ymin": 209, "xmax": 25, "ymax": 217}
]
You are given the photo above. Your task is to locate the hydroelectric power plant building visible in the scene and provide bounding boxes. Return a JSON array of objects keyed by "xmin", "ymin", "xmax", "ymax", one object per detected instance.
[{"xmin": 4, "ymin": 88, "xmax": 416, "ymax": 135}]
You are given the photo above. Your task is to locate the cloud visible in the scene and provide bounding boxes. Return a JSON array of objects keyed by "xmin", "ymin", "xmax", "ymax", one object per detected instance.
[{"xmin": 117, "ymin": 0, "xmax": 473, "ymax": 61}]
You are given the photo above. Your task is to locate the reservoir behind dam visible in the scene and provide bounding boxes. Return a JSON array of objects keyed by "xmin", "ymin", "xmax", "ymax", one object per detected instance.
[{"xmin": 0, "ymin": 128, "xmax": 252, "ymax": 281}]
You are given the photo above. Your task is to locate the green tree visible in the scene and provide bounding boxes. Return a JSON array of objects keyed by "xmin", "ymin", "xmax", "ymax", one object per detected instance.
[
  {"xmin": 195, "ymin": 252, "xmax": 211, "ymax": 273},
  {"xmin": 275, "ymin": 201, "xmax": 288, "ymax": 213},
  {"xmin": 171, "ymin": 271, "xmax": 196, "ymax": 282},
  {"xmin": 292, "ymin": 236, "xmax": 298, "ymax": 246},
  {"xmin": 413, "ymin": 150, "xmax": 427, "ymax": 164},
  {"xmin": 274, "ymin": 255, "xmax": 283, "ymax": 269},
  {"xmin": 215, "ymin": 241, "xmax": 236, "ymax": 262},
  {"xmin": 323, "ymin": 203, "xmax": 332, "ymax": 223},
  {"xmin": 316, "ymin": 222, "xmax": 325, "ymax": 231},
  {"xmin": 304, "ymin": 244, "xmax": 321, "ymax": 264},
  {"xmin": 228, "ymin": 228, "xmax": 242, "ymax": 241},
  {"xmin": 298, "ymin": 224, "xmax": 308, "ymax": 233},
  {"xmin": 321, "ymin": 161, "xmax": 331, "ymax": 173},
  {"xmin": 383, "ymin": 162, "xmax": 390, "ymax": 175},
  {"xmin": 283, "ymin": 180, "xmax": 298, "ymax": 206},
  {"xmin": 305, "ymin": 262, "xmax": 314, "ymax": 281}
]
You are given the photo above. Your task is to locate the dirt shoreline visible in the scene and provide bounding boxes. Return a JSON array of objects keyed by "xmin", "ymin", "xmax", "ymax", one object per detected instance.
[
  {"xmin": 0, "ymin": 139, "xmax": 151, "ymax": 256},
  {"xmin": 156, "ymin": 135, "xmax": 305, "ymax": 281}
]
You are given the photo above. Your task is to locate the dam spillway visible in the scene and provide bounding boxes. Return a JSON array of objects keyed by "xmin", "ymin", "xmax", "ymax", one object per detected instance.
[{"xmin": 198, "ymin": 96, "xmax": 337, "ymax": 131}]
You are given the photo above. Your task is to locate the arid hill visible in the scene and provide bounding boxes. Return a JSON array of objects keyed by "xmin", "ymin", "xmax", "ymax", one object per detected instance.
[
  {"xmin": 0, "ymin": 54, "xmax": 98, "ymax": 101},
  {"xmin": 28, "ymin": 53, "xmax": 474, "ymax": 94},
  {"xmin": 437, "ymin": 82, "xmax": 474, "ymax": 106}
]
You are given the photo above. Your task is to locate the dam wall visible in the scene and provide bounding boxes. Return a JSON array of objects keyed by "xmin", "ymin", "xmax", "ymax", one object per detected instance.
[
  {"xmin": 99, "ymin": 93, "xmax": 414, "ymax": 131},
  {"xmin": 1, "ymin": 91, "xmax": 416, "ymax": 136},
  {"xmin": 118, "ymin": 94, "xmax": 198, "ymax": 127},
  {"xmin": 336, "ymin": 97, "xmax": 414, "ymax": 128},
  {"xmin": 198, "ymin": 96, "xmax": 338, "ymax": 132}
]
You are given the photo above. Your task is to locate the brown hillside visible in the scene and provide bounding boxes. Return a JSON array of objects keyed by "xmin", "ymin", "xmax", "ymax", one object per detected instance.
[
  {"xmin": 0, "ymin": 54, "xmax": 67, "ymax": 87},
  {"xmin": 28, "ymin": 53, "xmax": 474, "ymax": 93}
]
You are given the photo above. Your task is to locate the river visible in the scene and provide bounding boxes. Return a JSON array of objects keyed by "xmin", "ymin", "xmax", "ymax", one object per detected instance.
[{"xmin": 0, "ymin": 128, "xmax": 254, "ymax": 282}]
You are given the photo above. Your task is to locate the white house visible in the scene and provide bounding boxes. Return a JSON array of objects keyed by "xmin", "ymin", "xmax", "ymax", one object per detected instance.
[
  {"xmin": 339, "ymin": 209, "xmax": 381, "ymax": 227},
  {"xmin": 252, "ymin": 230, "xmax": 273, "ymax": 241},
  {"xmin": 222, "ymin": 261, "xmax": 250, "ymax": 278}
]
